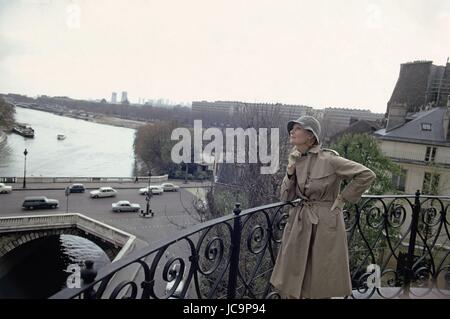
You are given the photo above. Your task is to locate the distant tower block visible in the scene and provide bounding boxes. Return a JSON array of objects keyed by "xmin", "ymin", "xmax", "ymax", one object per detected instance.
[
  {"xmin": 121, "ymin": 91, "xmax": 128, "ymax": 103},
  {"xmin": 111, "ymin": 92, "xmax": 117, "ymax": 104}
]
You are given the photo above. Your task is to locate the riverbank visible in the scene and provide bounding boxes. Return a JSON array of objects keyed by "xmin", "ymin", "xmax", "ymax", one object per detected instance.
[
  {"xmin": 76, "ymin": 113, "xmax": 147, "ymax": 130},
  {"xmin": 15, "ymin": 105, "xmax": 148, "ymax": 130},
  {"xmin": 1, "ymin": 107, "xmax": 137, "ymax": 177}
]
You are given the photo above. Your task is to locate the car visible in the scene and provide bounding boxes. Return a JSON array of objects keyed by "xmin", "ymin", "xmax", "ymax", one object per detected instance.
[
  {"xmin": 161, "ymin": 183, "xmax": 180, "ymax": 192},
  {"xmin": 139, "ymin": 185, "xmax": 164, "ymax": 195},
  {"xmin": 112, "ymin": 200, "xmax": 141, "ymax": 212},
  {"xmin": 0, "ymin": 183, "xmax": 12, "ymax": 194},
  {"xmin": 69, "ymin": 183, "xmax": 85, "ymax": 193},
  {"xmin": 22, "ymin": 196, "xmax": 59, "ymax": 210},
  {"xmin": 90, "ymin": 187, "xmax": 118, "ymax": 198}
]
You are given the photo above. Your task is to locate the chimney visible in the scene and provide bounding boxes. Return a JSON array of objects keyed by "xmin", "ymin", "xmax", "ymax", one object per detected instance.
[
  {"xmin": 386, "ymin": 103, "xmax": 407, "ymax": 131},
  {"xmin": 444, "ymin": 95, "xmax": 450, "ymax": 140}
]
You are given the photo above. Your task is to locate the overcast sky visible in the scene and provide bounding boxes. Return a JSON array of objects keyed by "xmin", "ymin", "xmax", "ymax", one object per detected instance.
[{"xmin": 1, "ymin": 0, "xmax": 449, "ymax": 113}]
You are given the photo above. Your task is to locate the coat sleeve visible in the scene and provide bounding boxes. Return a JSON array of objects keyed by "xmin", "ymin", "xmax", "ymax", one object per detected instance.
[
  {"xmin": 329, "ymin": 155, "xmax": 376, "ymax": 203},
  {"xmin": 280, "ymin": 173, "xmax": 297, "ymax": 202}
]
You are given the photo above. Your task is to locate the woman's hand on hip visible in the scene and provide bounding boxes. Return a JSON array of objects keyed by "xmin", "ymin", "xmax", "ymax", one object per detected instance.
[{"xmin": 331, "ymin": 194, "xmax": 346, "ymax": 211}]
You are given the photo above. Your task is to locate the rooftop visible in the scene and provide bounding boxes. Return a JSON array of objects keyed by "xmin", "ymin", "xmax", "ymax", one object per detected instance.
[{"xmin": 375, "ymin": 107, "xmax": 450, "ymax": 145}]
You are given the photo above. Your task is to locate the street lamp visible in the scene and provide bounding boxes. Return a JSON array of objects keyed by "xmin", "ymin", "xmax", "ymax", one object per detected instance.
[
  {"xmin": 23, "ymin": 149, "xmax": 28, "ymax": 189},
  {"xmin": 65, "ymin": 186, "xmax": 70, "ymax": 213},
  {"xmin": 145, "ymin": 170, "xmax": 153, "ymax": 217}
]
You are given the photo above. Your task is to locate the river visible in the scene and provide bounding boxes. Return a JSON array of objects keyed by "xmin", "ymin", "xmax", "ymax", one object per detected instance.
[
  {"xmin": 0, "ymin": 107, "xmax": 136, "ymax": 177},
  {"xmin": 0, "ymin": 234, "xmax": 111, "ymax": 298}
]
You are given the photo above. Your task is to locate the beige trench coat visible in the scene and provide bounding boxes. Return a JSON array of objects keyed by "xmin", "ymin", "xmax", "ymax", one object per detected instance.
[{"xmin": 270, "ymin": 145, "xmax": 376, "ymax": 299}]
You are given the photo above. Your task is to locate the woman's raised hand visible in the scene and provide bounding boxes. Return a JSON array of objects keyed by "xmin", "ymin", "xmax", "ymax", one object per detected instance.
[{"xmin": 287, "ymin": 149, "xmax": 301, "ymax": 175}]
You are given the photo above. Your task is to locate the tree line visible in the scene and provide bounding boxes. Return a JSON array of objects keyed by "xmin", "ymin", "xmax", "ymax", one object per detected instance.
[
  {"xmin": 0, "ymin": 98, "xmax": 15, "ymax": 129},
  {"xmin": 2, "ymin": 94, "xmax": 193, "ymax": 126}
]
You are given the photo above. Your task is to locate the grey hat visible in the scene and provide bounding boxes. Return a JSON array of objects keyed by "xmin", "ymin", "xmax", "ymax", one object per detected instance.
[{"xmin": 287, "ymin": 115, "xmax": 321, "ymax": 145}]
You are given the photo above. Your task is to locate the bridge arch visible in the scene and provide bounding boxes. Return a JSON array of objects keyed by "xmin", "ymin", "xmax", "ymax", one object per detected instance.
[{"xmin": 0, "ymin": 228, "xmax": 121, "ymax": 262}]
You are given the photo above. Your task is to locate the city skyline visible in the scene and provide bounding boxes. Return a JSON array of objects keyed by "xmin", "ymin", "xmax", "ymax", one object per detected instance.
[{"xmin": 1, "ymin": 0, "xmax": 450, "ymax": 113}]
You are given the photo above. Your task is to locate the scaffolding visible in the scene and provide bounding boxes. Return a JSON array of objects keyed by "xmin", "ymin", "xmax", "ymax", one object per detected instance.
[{"xmin": 425, "ymin": 58, "xmax": 450, "ymax": 107}]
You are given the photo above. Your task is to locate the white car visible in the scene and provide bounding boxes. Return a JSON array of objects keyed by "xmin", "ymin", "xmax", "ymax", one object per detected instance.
[
  {"xmin": 90, "ymin": 187, "xmax": 118, "ymax": 198},
  {"xmin": 161, "ymin": 183, "xmax": 180, "ymax": 192},
  {"xmin": 0, "ymin": 183, "xmax": 12, "ymax": 194},
  {"xmin": 112, "ymin": 200, "xmax": 141, "ymax": 212},
  {"xmin": 139, "ymin": 185, "xmax": 164, "ymax": 195}
]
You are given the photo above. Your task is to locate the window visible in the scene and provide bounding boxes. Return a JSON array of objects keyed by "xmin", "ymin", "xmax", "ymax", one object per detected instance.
[
  {"xmin": 422, "ymin": 172, "xmax": 440, "ymax": 195},
  {"xmin": 392, "ymin": 169, "xmax": 407, "ymax": 192},
  {"xmin": 424, "ymin": 146, "xmax": 437, "ymax": 162},
  {"xmin": 421, "ymin": 123, "xmax": 432, "ymax": 131}
]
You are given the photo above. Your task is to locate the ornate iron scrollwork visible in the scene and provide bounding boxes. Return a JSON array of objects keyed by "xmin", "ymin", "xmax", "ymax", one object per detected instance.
[{"xmin": 51, "ymin": 194, "xmax": 450, "ymax": 300}]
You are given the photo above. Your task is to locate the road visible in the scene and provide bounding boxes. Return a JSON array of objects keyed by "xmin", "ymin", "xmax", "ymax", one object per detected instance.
[
  {"xmin": 0, "ymin": 182, "xmax": 215, "ymax": 297},
  {"xmin": 0, "ymin": 186, "xmax": 205, "ymax": 246}
]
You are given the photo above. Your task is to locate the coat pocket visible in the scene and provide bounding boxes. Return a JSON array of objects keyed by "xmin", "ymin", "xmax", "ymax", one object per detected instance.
[{"xmin": 307, "ymin": 173, "xmax": 336, "ymax": 199}]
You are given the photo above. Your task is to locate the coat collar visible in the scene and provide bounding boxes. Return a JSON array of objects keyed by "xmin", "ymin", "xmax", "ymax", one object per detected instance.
[{"xmin": 307, "ymin": 144, "xmax": 321, "ymax": 154}]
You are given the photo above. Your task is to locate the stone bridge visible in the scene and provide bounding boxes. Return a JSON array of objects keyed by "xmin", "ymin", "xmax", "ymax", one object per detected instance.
[{"xmin": 0, "ymin": 213, "xmax": 136, "ymax": 261}]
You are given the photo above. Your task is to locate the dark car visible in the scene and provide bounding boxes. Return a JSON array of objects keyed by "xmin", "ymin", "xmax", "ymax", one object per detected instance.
[
  {"xmin": 22, "ymin": 196, "xmax": 59, "ymax": 210},
  {"xmin": 69, "ymin": 183, "xmax": 85, "ymax": 193}
]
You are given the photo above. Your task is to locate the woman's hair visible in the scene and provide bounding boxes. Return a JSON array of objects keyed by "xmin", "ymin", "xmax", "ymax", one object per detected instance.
[{"xmin": 306, "ymin": 130, "xmax": 317, "ymax": 146}]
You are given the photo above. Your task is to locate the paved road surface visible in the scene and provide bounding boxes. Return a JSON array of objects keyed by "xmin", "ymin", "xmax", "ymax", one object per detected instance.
[
  {"xmin": 0, "ymin": 181, "xmax": 221, "ymax": 298},
  {"xmin": 0, "ymin": 184, "xmax": 208, "ymax": 246}
]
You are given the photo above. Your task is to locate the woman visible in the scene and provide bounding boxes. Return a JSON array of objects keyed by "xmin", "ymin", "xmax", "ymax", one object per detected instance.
[{"xmin": 270, "ymin": 115, "xmax": 376, "ymax": 299}]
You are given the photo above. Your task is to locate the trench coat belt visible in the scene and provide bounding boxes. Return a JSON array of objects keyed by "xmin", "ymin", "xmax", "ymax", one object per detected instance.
[{"xmin": 296, "ymin": 198, "xmax": 334, "ymax": 225}]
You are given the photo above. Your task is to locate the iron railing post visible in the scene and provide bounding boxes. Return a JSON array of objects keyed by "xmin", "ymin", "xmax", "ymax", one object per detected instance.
[
  {"xmin": 227, "ymin": 203, "xmax": 242, "ymax": 299},
  {"xmin": 81, "ymin": 260, "xmax": 97, "ymax": 299},
  {"xmin": 405, "ymin": 190, "xmax": 421, "ymax": 290}
]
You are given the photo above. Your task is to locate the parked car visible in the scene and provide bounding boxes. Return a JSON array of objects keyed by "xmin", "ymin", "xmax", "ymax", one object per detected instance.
[
  {"xmin": 112, "ymin": 200, "xmax": 141, "ymax": 212},
  {"xmin": 161, "ymin": 183, "xmax": 180, "ymax": 192},
  {"xmin": 0, "ymin": 183, "xmax": 12, "ymax": 194},
  {"xmin": 69, "ymin": 183, "xmax": 85, "ymax": 193},
  {"xmin": 90, "ymin": 187, "xmax": 118, "ymax": 198},
  {"xmin": 22, "ymin": 196, "xmax": 59, "ymax": 210},
  {"xmin": 139, "ymin": 185, "xmax": 164, "ymax": 195}
]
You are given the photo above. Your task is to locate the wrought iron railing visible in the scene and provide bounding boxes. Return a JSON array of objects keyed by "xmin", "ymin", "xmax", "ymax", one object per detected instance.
[
  {"xmin": 347, "ymin": 191, "xmax": 450, "ymax": 299},
  {"xmin": 51, "ymin": 191, "xmax": 450, "ymax": 299}
]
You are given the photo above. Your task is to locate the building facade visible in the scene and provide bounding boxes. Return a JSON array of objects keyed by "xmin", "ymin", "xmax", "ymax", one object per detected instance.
[
  {"xmin": 191, "ymin": 100, "xmax": 312, "ymax": 126},
  {"xmin": 321, "ymin": 108, "xmax": 384, "ymax": 142},
  {"xmin": 375, "ymin": 104, "xmax": 450, "ymax": 195},
  {"xmin": 121, "ymin": 91, "xmax": 128, "ymax": 103}
]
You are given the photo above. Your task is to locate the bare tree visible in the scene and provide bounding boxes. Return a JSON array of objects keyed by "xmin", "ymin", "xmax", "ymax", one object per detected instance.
[
  {"xmin": 134, "ymin": 121, "xmax": 180, "ymax": 175},
  {"xmin": 206, "ymin": 103, "xmax": 292, "ymax": 215}
]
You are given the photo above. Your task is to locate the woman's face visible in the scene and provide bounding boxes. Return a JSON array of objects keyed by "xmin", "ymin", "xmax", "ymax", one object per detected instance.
[{"xmin": 289, "ymin": 123, "xmax": 314, "ymax": 147}]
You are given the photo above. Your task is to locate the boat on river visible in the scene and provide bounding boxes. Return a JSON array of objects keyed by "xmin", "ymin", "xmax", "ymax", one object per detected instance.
[{"xmin": 12, "ymin": 124, "xmax": 35, "ymax": 138}]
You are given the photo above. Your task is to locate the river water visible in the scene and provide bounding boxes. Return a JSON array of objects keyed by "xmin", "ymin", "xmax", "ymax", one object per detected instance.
[
  {"xmin": 0, "ymin": 107, "xmax": 136, "ymax": 177},
  {"xmin": 0, "ymin": 234, "xmax": 111, "ymax": 298}
]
